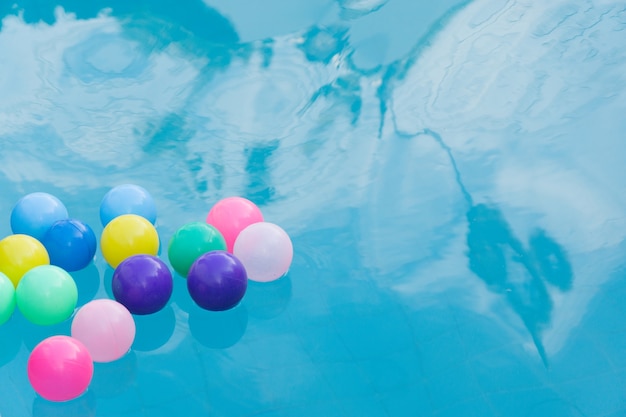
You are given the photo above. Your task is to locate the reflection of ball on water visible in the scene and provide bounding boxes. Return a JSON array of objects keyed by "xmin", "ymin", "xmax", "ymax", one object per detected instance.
[
  {"xmin": 187, "ymin": 251, "xmax": 248, "ymax": 311},
  {"xmin": 131, "ymin": 305, "xmax": 176, "ymax": 352},
  {"xmin": 71, "ymin": 299, "xmax": 135, "ymax": 363},
  {"xmin": 189, "ymin": 304, "xmax": 248, "ymax": 349},
  {"xmin": 20, "ymin": 315, "xmax": 72, "ymax": 352},
  {"xmin": 0, "ymin": 315, "xmax": 23, "ymax": 367},
  {"xmin": 89, "ymin": 351, "xmax": 137, "ymax": 398},
  {"xmin": 112, "ymin": 255, "xmax": 173, "ymax": 315},
  {"xmin": 16, "ymin": 265, "xmax": 78, "ymax": 326},
  {"xmin": 0, "ymin": 272, "xmax": 16, "ymax": 325},
  {"xmin": 101, "ymin": 214, "xmax": 159, "ymax": 268},
  {"xmin": 10, "ymin": 192, "xmax": 69, "ymax": 241},
  {"xmin": 168, "ymin": 222, "xmax": 226, "ymax": 277},
  {"xmin": 72, "ymin": 262, "xmax": 101, "ymax": 308},
  {"xmin": 0, "ymin": 234, "xmax": 50, "ymax": 287},
  {"xmin": 27, "ymin": 335, "xmax": 94, "ymax": 402},
  {"xmin": 32, "ymin": 389, "xmax": 96, "ymax": 417},
  {"xmin": 42, "ymin": 219, "xmax": 97, "ymax": 272},
  {"xmin": 233, "ymin": 222, "xmax": 293, "ymax": 282},
  {"xmin": 245, "ymin": 276, "xmax": 292, "ymax": 320},
  {"xmin": 100, "ymin": 184, "xmax": 157, "ymax": 227},
  {"xmin": 206, "ymin": 196, "xmax": 263, "ymax": 252}
]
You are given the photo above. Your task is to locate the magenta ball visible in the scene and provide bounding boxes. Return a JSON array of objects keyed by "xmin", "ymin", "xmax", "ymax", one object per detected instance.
[
  {"xmin": 206, "ymin": 197, "xmax": 263, "ymax": 252},
  {"xmin": 112, "ymin": 255, "xmax": 173, "ymax": 315},
  {"xmin": 27, "ymin": 336, "xmax": 94, "ymax": 402},
  {"xmin": 71, "ymin": 299, "xmax": 135, "ymax": 363},
  {"xmin": 187, "ymin": 251, "xmax": 248, "ymax": 311}
]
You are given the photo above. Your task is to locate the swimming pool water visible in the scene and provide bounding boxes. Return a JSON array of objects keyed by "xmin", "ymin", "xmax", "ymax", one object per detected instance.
[{"xmin": 1, "ymin": 0, "xmax": 626, "ymax": 416}]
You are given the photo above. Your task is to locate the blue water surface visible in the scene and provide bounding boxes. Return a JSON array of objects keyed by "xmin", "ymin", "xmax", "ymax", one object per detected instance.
[{"xmin": 1, "ymin": 0, "xmax": 626, "ymax": 416}]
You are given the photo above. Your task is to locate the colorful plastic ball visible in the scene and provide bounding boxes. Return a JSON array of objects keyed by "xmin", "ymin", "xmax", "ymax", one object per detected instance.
[
  {"xmin": 16, "ymin": 265, "xmax": 78, "ymax": 326},
  {"xmin": 0, "ymin": 272, "xmax": 16, "ymax": 325},
  {"xmin": 71, "ymin": 299, "xmax": 135, "ymax": 363},
  {"xmin": 206, "ymin": 197, "xmax": 263, "ymax": 253},
  {"xmin": 112, "ymin": 255, "xmax": 173, "ymax": 315},
  {"xmin": 10, "ymin": 192, "xmax": 69, "ymax": 241},
  {"xmin": 100, "ymin": 214, "xmax": 160, "ymax": 268},
  {"xmin": 168, "ymin": 222, "xmax": 227, "ymax": 277},
  {"xmin": 233, "ymin": 222, "xmax": 293, "ymax": 283},
  {"xmin": 0, "ymin": 234, "xmax": 50, "ymax": 287},
  {"xmin": 187, "ymin": 251, "xmax": 248, "ymax": 311},
  {"xmin": 27, "ymin": 335, "xmax": 94, "ymax": 402},
  {"xmin": 41, "ymin": 219, "xmax": 97, "ymax": 272},
  {"xmin": 100, "ymin": 184, "xmax": 157, "ymax": 227}
]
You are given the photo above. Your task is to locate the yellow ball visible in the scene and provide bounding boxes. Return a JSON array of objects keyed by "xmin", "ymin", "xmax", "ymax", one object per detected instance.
[
  {"xmin": 101, "ymin": 214, "xmax": 159, "ymax": 268},
  {"xmin": 0, "ymin": 234, "xmax": 50, "ymax": 287}
]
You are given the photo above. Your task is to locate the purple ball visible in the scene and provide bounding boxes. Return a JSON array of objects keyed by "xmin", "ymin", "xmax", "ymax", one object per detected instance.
[
  {"xmin": 187, "ymin": 251, "xmax": 248, "ymax": 311},
  {"xmin": 112, "ymin": 255, "xmax": 173, "ymax": 315}
]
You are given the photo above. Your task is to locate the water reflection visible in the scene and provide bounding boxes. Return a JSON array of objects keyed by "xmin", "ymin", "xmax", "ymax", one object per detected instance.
[
  {"xmin": 170, "ymin": 271, "xmax": 195, "ymax": 313},
  {"xmin": 132, "ymin": 304, "xmax": 177, "ymax": 352},
  {"xmin": 32, "ymin": 389, "xmax": 96, "ymax": 417},
  {"xmin": 341, "ymin": 0, "xmax": 624, "ymax": 366},
  {"xmin": 0, "ymin": 0, "xmax": 256, "ymax": 202},
  {"xmin": 0, "ymin": 315, "xmax": 22, "ymax": 366},
  {"xmin": 529, "ymin": 230, "xmax": 574, "ymax": 292},
  {"xmin": 188, "ymin": 303, "xmax": 248, "ymax": 349},
  {"xmin": 337, "ymin": 0, "xmax": 388, "ymax": 20},
  {"xmin": 434, "ymin": 131, "xmax": 574, "ymax": 366},
  {"xmin": 5, "ymin": 0, "xmax": 239, "ymax": 46},
  {"xmin": 467, "ymin": 204, "xmax": 557, "ymax": 366},
  {"xmin": 70, "ymin": 262, "xmax": 101, "ymax": 307},
  {"xmin": 102, "ymin": 266, "xmax": 115, "ymax": 300},
  {"xmin": 244, "ymin": 140, "xmax": 280, "ymax": 206},
  {"xmin": 201, "ymin": 0, "xmax": 334, "ymax": 42},
  {"xmin": 0, "ymin": 2, "xmax": 364, "ymax": 212},
  {"xmin": 0, "ymin": 1, "xmax": 624, "ymax": 415},
  {"xmin": 17, "ymin": 312, "xmax": 72, "ymax": 352},
  {"xmin": 301, "ymin": 74, "xmax": 363, "ymax": 126},
  {"xmin": 90, "ymin": 351, "xmax": 137, "ymax": 398},
  {"xmin": 298, "ymin": 25, "xmax": 349, "ymax": 64},
  {"xmin": 243, "ymin": 276, "xmax": 292, "ymax": 320}
]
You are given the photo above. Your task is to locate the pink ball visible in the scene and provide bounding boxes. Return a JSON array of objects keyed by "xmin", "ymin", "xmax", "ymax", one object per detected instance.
[
  {"xmin": 71, "ymin": 299, "xmax": 136, "ymax": 363},
  {"xmin": 206, "ymin": 197, "xmax": 264, "ymax": 252},
  {"xmin": 233, "ymin": 222, "xmax": 293, "ymax": 283},
  {"xmin": 27, "ymin": 336, "xmax": 94, "ymax": 402}
]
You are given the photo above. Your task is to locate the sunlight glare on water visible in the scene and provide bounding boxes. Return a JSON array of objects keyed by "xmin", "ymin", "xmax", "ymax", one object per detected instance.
[{"xmin": 1, "ymin": 0, "xmax": 626, "ymax": 416}]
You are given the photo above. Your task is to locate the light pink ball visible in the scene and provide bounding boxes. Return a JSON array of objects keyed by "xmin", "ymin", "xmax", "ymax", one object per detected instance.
[
  {"xmin": 206, "ymin": 197, "xmax": 264, "ymax": 252},
  {"xmin": 28, "ymin": 336, "xmax": 93, "ymax": 402},
  {"xmin": 71, "ymin": 299, "xmax": 135, "ymax": 363},
  {"xmin": 233, "ymin": 222, "xmax": 293, "ymax": 282}
]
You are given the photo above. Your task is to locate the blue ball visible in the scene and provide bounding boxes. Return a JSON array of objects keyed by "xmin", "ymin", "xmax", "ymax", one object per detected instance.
[
  {"xmin": 100, "ymin": 184, "xmax": 157, "ymax": 227},
  {"xmin": 10, "ymin": 192, "xmax": 69, "ymax": 241},
  {"xmin": 41, "ymin": 219, "xmax": 97, "ymax": 272}
]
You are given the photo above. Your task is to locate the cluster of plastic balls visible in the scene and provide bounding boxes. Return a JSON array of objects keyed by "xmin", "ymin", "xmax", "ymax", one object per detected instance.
[{"xmin": 0, "ymin": 185, "xmax": 293, "ymax": 403}]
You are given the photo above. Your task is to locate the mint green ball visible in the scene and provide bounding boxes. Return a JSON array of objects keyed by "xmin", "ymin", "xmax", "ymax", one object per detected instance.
[
  {"xmin": 168, "ymin": 222, "xmax": 227, "ymax": 277},
  {"xmin": 0, "ymin": 272, "xmax": 16, "ymax": 325},
  {"xmin": 16, "ymin": 265, "xmax": 78, "ymax": 326}
]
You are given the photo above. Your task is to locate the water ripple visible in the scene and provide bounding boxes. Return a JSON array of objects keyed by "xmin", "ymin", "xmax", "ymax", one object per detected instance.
[
  {"xmin": 381, "ymin": 0, "xmax": 626, "ymax": 361},
  {"xmin": 390, "ymin": 0, "xmax": 626, "ymax": 134},
  {"xmin": 1, "ymin": 2, "xmax": 626, "ymax": 415}
]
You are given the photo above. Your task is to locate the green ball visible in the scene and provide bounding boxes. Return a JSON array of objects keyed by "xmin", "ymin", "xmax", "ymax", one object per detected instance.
[
  {"xmin": 168, "ymin": 222, "xmax": 227, "ymax": 277},
  {"xmin": 16, "ymin": 265, "xmax": 78, "ymax": 326},
  {"xmin": 0, "ymin": 272, "xmax": 16, "ymax": 325}
]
